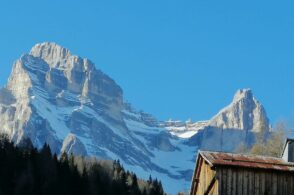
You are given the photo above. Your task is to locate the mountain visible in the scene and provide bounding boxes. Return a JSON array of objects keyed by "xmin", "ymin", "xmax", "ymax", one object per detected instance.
[
  {"xmin": 208, "ymin": 88, "xmax": 269, "ymax": 132},
  {"xmin": 0, "ymin": 42, "xmax": 270, "ymax": 194}
]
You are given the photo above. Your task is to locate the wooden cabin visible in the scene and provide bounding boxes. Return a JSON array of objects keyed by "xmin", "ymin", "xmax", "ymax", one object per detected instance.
[{"xmin": 190, "ymin": 150, "xmax": 294, "ymax": 195}]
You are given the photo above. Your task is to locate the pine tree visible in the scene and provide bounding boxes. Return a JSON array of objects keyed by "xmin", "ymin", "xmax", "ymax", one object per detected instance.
[{"xmin": 0, "ymin": 136, "xmax": 166, "ymax": 195}]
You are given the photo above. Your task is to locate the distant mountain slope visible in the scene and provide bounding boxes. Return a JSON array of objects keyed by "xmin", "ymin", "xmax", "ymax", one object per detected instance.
[{"xmin": 0, "ymin": 42, "xmax": 269, "ymax": 194}]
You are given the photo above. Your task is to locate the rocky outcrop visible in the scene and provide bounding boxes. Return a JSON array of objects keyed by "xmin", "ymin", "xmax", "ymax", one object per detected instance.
[
  {"xmin": 30, "ymin": 42, "xmax": 124, "ymax": 121},
  {"xmin": 61, "ymin": 134, "xmax": 87, "ymax": 156},
  {"xmin": 208, "ymin": 89, "xmax": 269, "ymax": 132}
]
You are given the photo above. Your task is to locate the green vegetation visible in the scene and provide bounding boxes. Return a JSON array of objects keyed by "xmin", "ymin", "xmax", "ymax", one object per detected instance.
[{"xmin": 0, "ymin": 135, "xmax": 165, "ymax": 195}]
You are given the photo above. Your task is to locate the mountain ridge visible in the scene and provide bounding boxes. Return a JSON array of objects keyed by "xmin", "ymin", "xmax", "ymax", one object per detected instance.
[{"xmin": 0, "ymin": 42, "xmax": 270, "ymax": 194}]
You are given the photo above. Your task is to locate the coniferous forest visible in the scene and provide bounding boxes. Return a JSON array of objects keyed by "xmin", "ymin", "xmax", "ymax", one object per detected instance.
[{"xmin": 0, "ymin": 135, "xmax": 165, "ymax": 195}]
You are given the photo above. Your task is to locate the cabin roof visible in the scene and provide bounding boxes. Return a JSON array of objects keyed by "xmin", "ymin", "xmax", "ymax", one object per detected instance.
[{"xmin": 200, "ymin": 150, "xmax": 294, "ymax": 172}]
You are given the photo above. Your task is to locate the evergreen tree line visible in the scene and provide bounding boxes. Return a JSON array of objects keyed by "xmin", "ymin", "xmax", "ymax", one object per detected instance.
[{"xmin": 0, "ymin": 135, "xmax": 165, "ymax": 195}]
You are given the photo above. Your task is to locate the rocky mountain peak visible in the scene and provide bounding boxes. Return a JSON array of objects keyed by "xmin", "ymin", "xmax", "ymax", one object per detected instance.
[
  {"xmin": 27, "ymin": 42, "xmax": 122, "ymax": 99},
  {"xmin": 30, "ymin": 42, "xmax": 71, "ymax": 68},
  {"xmin": 2, "ymin": 42, "xmax": 125, "ymax": 144},
  {"xmin": 29, "ymin": 42, "xmax": 94, "ymax": 72},
  {"xmin": 208, "ymin": 89, "xmax": 269, "ymax": 132},
  {"xmin": 233, "ymin": 88, "xmax": 253, "ymax": 102}
]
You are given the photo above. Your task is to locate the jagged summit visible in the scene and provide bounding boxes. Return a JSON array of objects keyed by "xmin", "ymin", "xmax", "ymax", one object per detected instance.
[
  {"xmin": 208, "ymin": 88, "xmax": 269, "ymax": 132},
  {"xmin": 30, "ymin": 42, "xmax": 71, "ymax": 56},
  {"xmin": 4, "ymin": 42, "xmax": 125, "ymax": 144},
  {"xmin": 30, "ymin": 42, "xmax": 71, "ymax": 68},
  {"xmin": 13, "ymin": 42, "xmax": 122, "ymax": 101},
  {"xmin": 233, "ymin": 88, "xmax": 253, "ymax": 102},
  {"xmin": 29, "ymin": 42, "xmax": 94, "ymax": 71},
  {"xmin": 165, "ymin": 89, "xmax": 269, "ymax": 139}
]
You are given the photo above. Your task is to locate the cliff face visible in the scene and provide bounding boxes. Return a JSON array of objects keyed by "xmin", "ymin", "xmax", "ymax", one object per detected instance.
[
  {"xmin": 0, "ymin": 42, "xmax": 271, "ymax": 194},
  {"xmin": 29, "ymin": 42, "xmax": 124, "ymax": 121},
  {"xmin": 208, "ymin": 89, "xmax": 269, "ymax": 132},
  {"xmin": 1, "ymin": 43, "xmax": 126, "ymax": 153}
]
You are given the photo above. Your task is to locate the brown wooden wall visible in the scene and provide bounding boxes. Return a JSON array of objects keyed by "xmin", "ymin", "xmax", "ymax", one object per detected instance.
[
  {"xmin": 217, "ymin": 167, "xmax": 294, "ymax": 195},
  {"xmin": 194, "ymin": 160, "xmax": 218, "ymax": 195}
]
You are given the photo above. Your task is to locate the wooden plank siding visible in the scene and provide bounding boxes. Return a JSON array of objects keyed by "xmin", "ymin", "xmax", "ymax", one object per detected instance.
[
  {"xmin": 194, "ymin": 160, "xmax": 218, "ymax": 195},
  {"xmin": 217, "ymin": 167, "xmax": 294, "ymax": 195}
]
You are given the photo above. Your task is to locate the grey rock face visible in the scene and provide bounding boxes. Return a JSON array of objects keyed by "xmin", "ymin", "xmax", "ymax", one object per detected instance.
[
  {"xmin": 0, "ymin": 88, "xmax": 16, "ymax": 105},
  {"xmin": 0, "ymin": 43, "xmax": 174, "ymax": 186},
  {"xmin": 61, "ymin": 134, "xmax": 87, "ymax": 156},
  {"xmin": 208, "ymin": 89, "xmax": 269, "ymax": 132},
  {"xmin": 0, "ymin": 42, "xmax": 126, "ymax": 147}
]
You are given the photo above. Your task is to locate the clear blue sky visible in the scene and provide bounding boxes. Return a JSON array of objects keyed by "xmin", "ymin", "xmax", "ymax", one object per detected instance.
[{"xmin": 0, "ymin": 0, "xmax": 294, "ymax": 123}]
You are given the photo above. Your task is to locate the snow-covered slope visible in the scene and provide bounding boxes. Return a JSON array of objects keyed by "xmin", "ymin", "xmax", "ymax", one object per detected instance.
[
  {"xmin": 0, "ymin": 42, "xmax": 270, "ymax": 194},
  {"xmin": 161, "ymin": 119, "xmax": 208, "ymax": 138}
]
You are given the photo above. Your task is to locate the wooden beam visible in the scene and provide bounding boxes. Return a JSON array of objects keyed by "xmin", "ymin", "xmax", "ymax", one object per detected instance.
[
  {"xmin": 191, "ymin": 156, "xmax": 203, "ymax": 195},
  {"xmin": 204, "ymin": 175, "xmax": 216, "ymax": 195}
]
